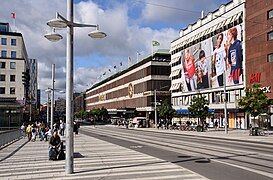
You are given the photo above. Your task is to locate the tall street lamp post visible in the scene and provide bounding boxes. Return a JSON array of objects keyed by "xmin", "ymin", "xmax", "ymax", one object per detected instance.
[
  {"xmin": 45, "ymin": 88, "xmax": 51, "ymax": 126},
  {"xmin": 45, "ymin": 0, "xmax": 106, "ymax": 174},
  {"xmin": 154, "ymin": 90, "xmax": 157, "ymax": 128},
  {"xmin": 45, "ymin": 64, "xmax": 55, "ymax": 131},
  {"xmin": 51, "ymin": 64, "xmax": 55, "ymax": 131},
  {"xmin": 224, "ymin": 70, "xmax": 228, "ymax": 134},
  {"xmin": 47, "ymin": 93, "xmax": 50, "ymax": 126}
]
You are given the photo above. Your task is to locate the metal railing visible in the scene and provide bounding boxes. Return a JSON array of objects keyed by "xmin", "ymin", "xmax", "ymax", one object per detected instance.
[{"xmin": 0, "ymin": 129, "xmax": 21, "ymax": 148}]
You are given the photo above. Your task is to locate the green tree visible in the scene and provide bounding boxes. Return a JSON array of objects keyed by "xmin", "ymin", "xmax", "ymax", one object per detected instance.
[
  {"xmin": 100, "ymin": 107, "xmax": 108, "ymax": 121},
  {"xmin": 158, "ymin": 99, "xmax": 176, "ymax": 120},
  {"xmin": 238, "ymin": 84, "xmax": 272, "ymax": 127},
  {"xmin": 188, "ymin": 94, "xmax": 209, "ymax": 131},
  {"xmin": 74, "ymin": 110, "xmax": 88, "ymax": 120}
]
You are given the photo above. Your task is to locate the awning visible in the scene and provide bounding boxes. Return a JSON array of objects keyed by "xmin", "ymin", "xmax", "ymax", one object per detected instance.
[
  {"xmin": 170, "ymin": 56, "xmax": 180, "ymax": 65},
  {"xmin": 224, "ymin": 16, "xmax": 233, "ymax": 26},
  {"xmin": 193, "ymin": 33, "xmax": 200, "ymax": 41},
  {"xmin": 169, "ymin": 69, "xmax": 181, "ymax": 77},
  {"xmin": 169, "ymin": 83, "xmax": 181, "ymax": 91},
  {"xmin": 176, "ymin": 108, "xmax": 215, "ymax": 114},
  {"xmin": 206, "ymin": 27, "xmax": 213, "ymax": 35},
  {"xmin": 235, "ymin": 12, "xmax": 242, "ymax": 21},
  {"xmin": 200, "ymin": 30, "xmax": 206, "ymax": 37}
]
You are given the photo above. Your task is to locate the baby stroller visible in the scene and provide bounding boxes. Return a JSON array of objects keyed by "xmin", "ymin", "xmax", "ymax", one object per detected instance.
[{"xmin": 49, "ymin": 142, "xmax": 65, "ymax": 160}]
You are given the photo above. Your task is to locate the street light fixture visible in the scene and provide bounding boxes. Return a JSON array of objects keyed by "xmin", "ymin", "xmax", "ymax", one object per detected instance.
[
  {"xmin": 44, "ymin": 32, "xmax": 63, "ymax": 42},
  {"xmin": 45, "ymin": 0, "xmax": 106, "ymax": 174}
]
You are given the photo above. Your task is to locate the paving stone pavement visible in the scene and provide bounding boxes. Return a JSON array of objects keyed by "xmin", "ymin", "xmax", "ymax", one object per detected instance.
[{"xmin": 0, "ymin": 134, "xmax": 207, "ymax": 180}]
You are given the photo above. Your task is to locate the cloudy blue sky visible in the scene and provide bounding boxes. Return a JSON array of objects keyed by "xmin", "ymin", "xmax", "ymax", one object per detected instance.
[{"xmin": 0, "ymin": 0, "xmax": 229, "ymax": 102}]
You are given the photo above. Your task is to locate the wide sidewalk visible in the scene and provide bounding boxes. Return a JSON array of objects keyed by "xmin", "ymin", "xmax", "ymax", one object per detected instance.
[
  {"xmin": 128, "ymin": 126, "xmax": 273, "ymax": 144},
  {"xmin": 0, "ymin": 134, "xmax": 207, "ymax": 180}
]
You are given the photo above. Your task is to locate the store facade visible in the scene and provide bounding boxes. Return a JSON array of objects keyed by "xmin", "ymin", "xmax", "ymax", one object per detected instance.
[{"xmin": 170, "ymin": 0, "xmax": 247, "ymax": 129}]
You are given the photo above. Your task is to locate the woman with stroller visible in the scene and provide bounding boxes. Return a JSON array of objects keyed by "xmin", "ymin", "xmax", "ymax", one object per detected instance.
[{"xmin": 49, "ymin": 130, "xmax": 64, "ymax": 160}]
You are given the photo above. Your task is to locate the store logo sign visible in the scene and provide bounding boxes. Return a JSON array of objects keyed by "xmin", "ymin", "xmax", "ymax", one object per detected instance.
[
  {"xmin": 260, "ymin": 86, "xmax": 271, "ymax": 93},
  {"xmin": 249, "ymin": 72, "xmax": 261, "ymax": 84}
]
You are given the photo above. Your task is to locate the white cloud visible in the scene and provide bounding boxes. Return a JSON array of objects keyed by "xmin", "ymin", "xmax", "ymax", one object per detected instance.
[{"xmin": 1, "ymin": 0, "xmax": 180, "ymax": 102}]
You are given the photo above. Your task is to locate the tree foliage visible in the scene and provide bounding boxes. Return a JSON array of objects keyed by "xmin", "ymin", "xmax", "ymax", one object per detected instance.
[
  {"xmin": 188, "ymin": 94, "xmax": 209, "ymax": 126},
  {"xmin": 238, "ymin": 84, "xmax": 272, "ymax": 119},
  {"xmin": 74, "ymin": 110, "xmax": 88, "ymax": 119},
  {"xmin": 89, "ymin": 107, "xmax": 108, "ymax": 120},
  {"xmin": 158, "ymin": 99, "xmax": 176, "ymax": 120}
]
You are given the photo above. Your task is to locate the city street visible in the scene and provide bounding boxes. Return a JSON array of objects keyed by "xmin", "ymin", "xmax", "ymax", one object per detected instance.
[{"xmin": 81, "ymin": 126, "xmax": 273, "ymax": 180}]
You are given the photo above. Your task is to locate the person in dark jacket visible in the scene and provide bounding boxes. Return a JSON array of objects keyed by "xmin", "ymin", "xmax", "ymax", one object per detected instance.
[
  {"xmin": 49, "ymin": 130, "xmax": 61, "ymax": 148},
  {"xmin": 73, "ymin": 121, "xmax": 79, "ymax": 135},
  {"xmin": 49, "ymin": 130, "xmax": 63, "ymax": 160}
]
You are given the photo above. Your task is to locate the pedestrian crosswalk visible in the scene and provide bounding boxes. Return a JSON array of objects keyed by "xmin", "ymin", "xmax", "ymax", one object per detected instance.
[{"xmin": 0, "ymin": 134, "xmax": 207, "ymax": 180}]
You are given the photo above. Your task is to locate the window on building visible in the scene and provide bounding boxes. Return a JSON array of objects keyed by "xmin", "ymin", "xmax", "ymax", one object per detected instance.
[
  {"xmin": 0, "ymin": 87, "xmax": 5, "ymax": 94},
  {"xmin": 0, "ymin": 24, "xmax": 9, "ymax": 32},
  {"xmin": 268, "ymin": 9, "xmax": 273, "ymax": 19},
  {"xmin": 1, "ymin": 50, "xmax": 7, "ymax": 58},
  {"xmin": 268, "ymin": 31, "xmax": 273, "ymax": 41},
  {"xmin": 11, "ymin": 51, "xmax": 16, "ymax": 58},
  {"xmin": 10, "ymin": 62, "xmax": 16, "ymax": 69},
  {"xmin": 10, "ymin": 75, "xmax": 15, "ymax": 82},
  {"xmin": 268, "ymin": 53, "xmax": 273, "ymax": 62},
  {"xmin": 11, "ymin": 39, "xmax": 16, "ymax": 46},
  {"xmin": 0, "ymin": 62, "xmax": 5, "ymax": 68},
  {"xmin": 0, "ymin": 75, "xmax": 5, "ymax": 81},
  {"xmin": 1, "ymin": 38, "xmax": 7, "ymax": 45},
  {"xmin": 10, "ymin": 87, "xmax": 15, "ymax": 94}
]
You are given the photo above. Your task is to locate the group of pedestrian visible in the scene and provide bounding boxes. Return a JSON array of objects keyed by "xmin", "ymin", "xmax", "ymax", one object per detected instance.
[
  {"xmin": 22, "ymin": 122, "xmax": 50, "ymax": 142},
  {"xmin": 52, "ymin": 120, "xmax": 66, "ymax": 137}
]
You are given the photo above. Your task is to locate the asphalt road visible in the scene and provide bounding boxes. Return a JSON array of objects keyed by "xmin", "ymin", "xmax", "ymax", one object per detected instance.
[{"xmin": 80, "ymin": 126, "xmax": 273, "ymax": 180}]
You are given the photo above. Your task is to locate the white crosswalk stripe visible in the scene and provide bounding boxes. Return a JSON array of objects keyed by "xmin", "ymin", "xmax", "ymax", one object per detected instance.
[{"xmin": 0, "ymin": 134, "xmax": 207, "ymax": 180}]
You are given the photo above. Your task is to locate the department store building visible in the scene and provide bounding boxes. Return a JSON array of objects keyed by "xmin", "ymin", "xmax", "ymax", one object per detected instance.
[
  {"xmin": 170, "ymin": 0, "xmax": 273, "ymax": 129},
  {"xmin": 85, "ymin": 50, "xmax": 171, "ymax": 125}
]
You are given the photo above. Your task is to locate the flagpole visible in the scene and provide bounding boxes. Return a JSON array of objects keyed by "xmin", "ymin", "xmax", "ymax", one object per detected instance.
[
  {"xmin": 13, "ymin": 18, "xmax": 16, "ymax": 32},
  {"xmin": 11, "ymin": 13, "xmax": 16, "ymax": 32},
  {"xmin": 152, "ymin": 42, "xmax": 154, "ymax": 60}
]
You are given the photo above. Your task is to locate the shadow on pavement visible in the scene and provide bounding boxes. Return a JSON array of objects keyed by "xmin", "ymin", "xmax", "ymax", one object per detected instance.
[{"xmin": 0, "ymin": 140, "xmax": 28, "ymax": 162}]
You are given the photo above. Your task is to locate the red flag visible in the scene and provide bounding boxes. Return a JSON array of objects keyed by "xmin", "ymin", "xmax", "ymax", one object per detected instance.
[{"xmin": 11, "ymin": 12, "xmax": 16, "ymax": 19}]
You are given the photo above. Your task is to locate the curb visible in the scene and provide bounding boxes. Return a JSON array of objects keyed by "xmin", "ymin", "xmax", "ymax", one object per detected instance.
[{"xmin": 128, "ymin": 127, "xmax": 273, "ymax": 145}]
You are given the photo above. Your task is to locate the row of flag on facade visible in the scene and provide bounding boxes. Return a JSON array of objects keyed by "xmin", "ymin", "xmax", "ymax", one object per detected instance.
[
  {"xmin": 99, "ymin": 62, "xmax": 123, "ymax": 78},
  {"xmin": 98, "ymin": 40, "xmax": 160, "ymax": 79}
]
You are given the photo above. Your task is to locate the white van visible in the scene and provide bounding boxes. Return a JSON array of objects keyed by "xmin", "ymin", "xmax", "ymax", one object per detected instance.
[{"xmin": 132, "ymin": 117, "xmax": 146, "ymax": 128}]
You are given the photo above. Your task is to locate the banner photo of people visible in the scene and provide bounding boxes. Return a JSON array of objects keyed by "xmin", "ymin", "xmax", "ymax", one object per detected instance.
[{"xmin": 180, "ymin": 25, "xmax": 243, "ymax": 92}]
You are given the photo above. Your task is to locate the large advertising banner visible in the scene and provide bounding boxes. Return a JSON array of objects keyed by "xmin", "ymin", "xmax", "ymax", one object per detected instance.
[{"xmin": 180, "ymin": 25, "xmax": 243, "ymax": 92}]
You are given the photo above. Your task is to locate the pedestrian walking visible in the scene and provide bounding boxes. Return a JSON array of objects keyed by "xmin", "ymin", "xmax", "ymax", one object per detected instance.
[
  {"xmin": 73, "ymin": 121, "xmax": 79, "ymax": 135},
  {"xmin": 31, "ymin": 125, "xmax": 37, "ymax": 142},
  {"xmin": 214, "ymin": 120, "xmax": 218, "ymax": 130},
  {"xmin": 59, "ymin": 120, "xmax": 65, "ymax": 136},
  {"xmin": 26, "ymin": 124, "xmax": 32, "ymax": 141},
  {"xmin": 20, "ymin": 123, "xmax": 26, "ymax": 138}
]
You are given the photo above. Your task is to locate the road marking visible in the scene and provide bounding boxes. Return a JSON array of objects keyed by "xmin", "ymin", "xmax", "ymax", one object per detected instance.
[
  {"xmin": 130, "ymin": 145, "xmax": 143, "ymax": 149},
  {"xmin": 212, "ymin": 159, "xmax": 273, "ymax": 179}
]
